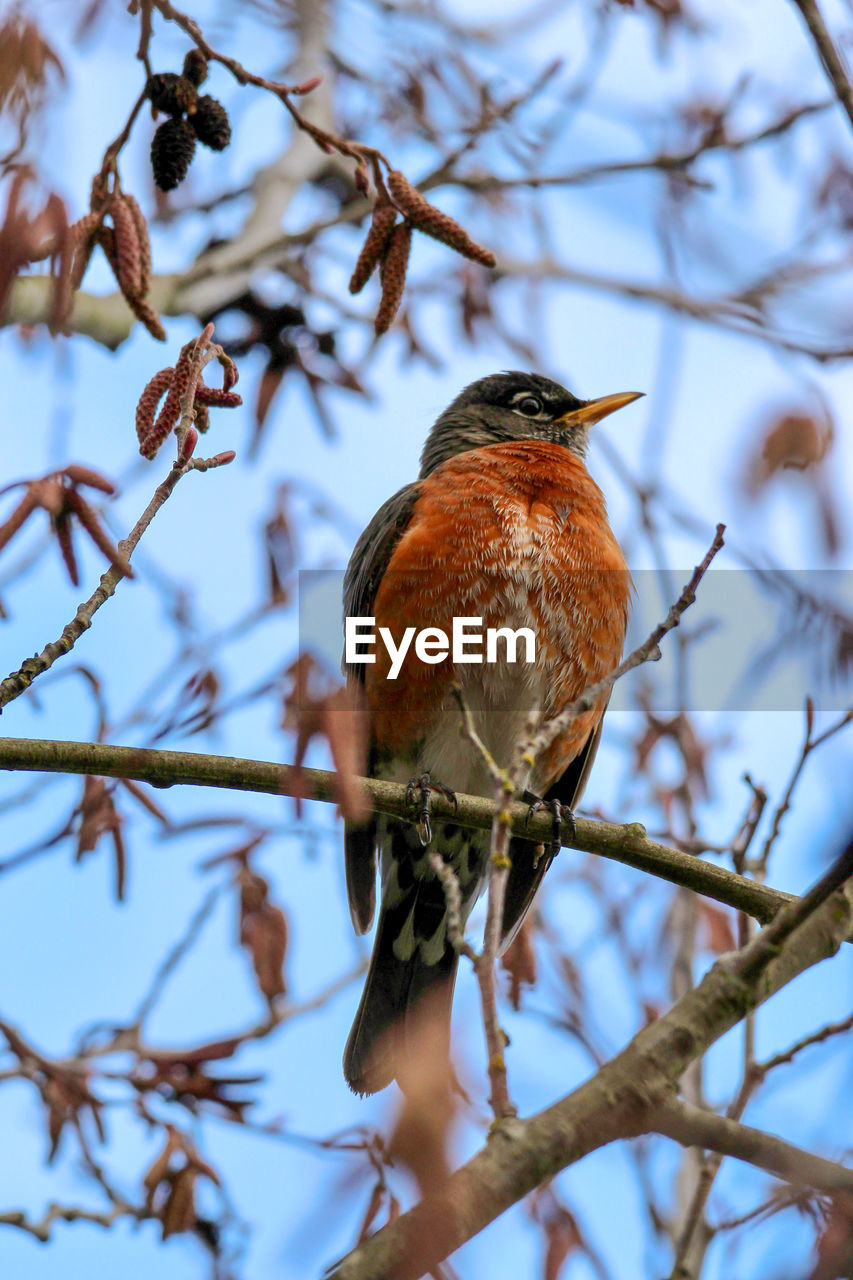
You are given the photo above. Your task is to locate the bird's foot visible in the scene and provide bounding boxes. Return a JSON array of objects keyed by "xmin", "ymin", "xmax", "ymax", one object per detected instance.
[
  {"xmin": 525, "ymin": 796, "xmax": 576, "ymax": 867},
  {"xmin": 405, "ymin": 772, "xmax": 457, "ymax": 846}
]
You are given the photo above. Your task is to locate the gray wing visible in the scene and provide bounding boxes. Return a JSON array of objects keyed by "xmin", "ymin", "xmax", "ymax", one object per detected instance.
[
  {"xmin": 344, "ymin": 482, "xmax": 421, "ymax": 933},
  {"xmin": 344, "ymin": 482, "xmax": 422, "ymax": 682},
  {"xmin": 499, "ymin": 715, "xmax": 606, "ymax": 952}
]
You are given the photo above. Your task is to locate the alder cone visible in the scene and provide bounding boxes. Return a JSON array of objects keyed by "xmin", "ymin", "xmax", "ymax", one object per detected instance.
[
  {"xmin": 151, "ymin": 117, "xmax": 196, "ymax": 191},
  {"xmin": 146, "ymin": 72, "xmax": 197, "ymax": 117},
  {"xmin": 374, "ymin": 220, "xmax": 412, "ymax": 335},
  {"xmin": 191, "ymin": 96, "xmax": 231, "ymax": 151},
  {"xmin": 182, "ymin": 48, "xmax": 209, "ymax": 87}
]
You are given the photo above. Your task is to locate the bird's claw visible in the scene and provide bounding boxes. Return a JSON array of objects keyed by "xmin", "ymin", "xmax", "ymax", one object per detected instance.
[
  {"xmin": 405, "ymin": 772, "xmax": 457, "ymax": 847},
  {"xmin": 526, "ymin": 797, "xmax": 575, "ymax": 867}
]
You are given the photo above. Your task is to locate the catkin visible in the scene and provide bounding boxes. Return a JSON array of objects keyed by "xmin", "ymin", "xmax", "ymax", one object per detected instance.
[
  {"xmin": 374, "ymin": 221, "xmax": 412, "ymax": 335},
  {"xmin": 349, "ymin": 201, "xmax": 397, "ymax": 295}
]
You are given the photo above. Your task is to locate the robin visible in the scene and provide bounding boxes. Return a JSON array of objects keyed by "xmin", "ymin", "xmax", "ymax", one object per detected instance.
[{"xmin": 342, "ymin": 371, "xmax": 641, "ymax": 1094}]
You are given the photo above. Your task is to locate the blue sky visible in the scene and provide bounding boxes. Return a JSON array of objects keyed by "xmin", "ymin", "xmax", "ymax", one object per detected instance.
[{"xmin": 1, "ymin": 0, "xmax": 853, "ymax": 1276}]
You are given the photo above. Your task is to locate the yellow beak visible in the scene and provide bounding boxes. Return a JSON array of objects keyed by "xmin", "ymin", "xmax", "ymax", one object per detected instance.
[{"xmin": 558, "ymin": 390, "xmax": 644, "ymax": 427}]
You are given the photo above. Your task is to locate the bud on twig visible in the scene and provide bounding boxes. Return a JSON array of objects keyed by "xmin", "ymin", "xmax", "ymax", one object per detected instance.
[
  {"xmin": 291, "ymin": 75, "xmax": 322, "ymax": 95},
  {"xmin": 182, "ymin": 48, "xmax": 208, "ymax": 88},
  {"xmin": 177, "ymin": 426, "xmax": 198, "ymax": 466}
]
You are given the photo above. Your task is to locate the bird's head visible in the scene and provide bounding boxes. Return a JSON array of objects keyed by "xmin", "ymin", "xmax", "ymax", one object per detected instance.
[{"xmin": 419, "ymin": 371, "xmax": 643, "ymax": 477}]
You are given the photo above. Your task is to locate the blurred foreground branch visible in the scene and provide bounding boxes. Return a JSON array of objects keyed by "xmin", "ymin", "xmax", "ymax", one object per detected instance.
[{"xmin": 326, "ymin": 836, "xmax": 853, "ymax": 1280}]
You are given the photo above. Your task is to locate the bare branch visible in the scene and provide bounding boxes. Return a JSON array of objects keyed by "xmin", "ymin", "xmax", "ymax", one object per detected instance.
[
  {"xmin": 0, "ymin": 737, "xmax": 795, "ymax": 924},
  {"xmin": 0, "ymin": 1199, "xmax": 141, "ymax": 1243},
  {"xmin": 790, "ymin": 0, "xmax": 853, "ymax": 134},
  {"xmin": 652, "ymin": 1097, "xmax": 853, "ymax": 1194},
  {"xmin": 326, "ymin": 855, "xmax": 853, "ymax": 1279}
]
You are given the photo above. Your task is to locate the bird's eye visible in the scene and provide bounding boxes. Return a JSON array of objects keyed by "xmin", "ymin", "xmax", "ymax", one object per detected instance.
[{"xmin": 514, "ymin": 395, "xmax": 542, "ymax": 417}]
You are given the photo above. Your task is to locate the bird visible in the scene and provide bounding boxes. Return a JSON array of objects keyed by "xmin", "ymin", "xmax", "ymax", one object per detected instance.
[{"xmin": 342, "ymin": 371, "xmax": 640, "ymax": 1094}]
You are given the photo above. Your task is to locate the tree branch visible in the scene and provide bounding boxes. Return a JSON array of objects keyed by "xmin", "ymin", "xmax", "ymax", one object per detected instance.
[
  {"xmin": 790, "ymin": 0, "xmax": 853, "ymax": 134},
  {"xmin": 651, "ymin": 1097, "xmax": 853, "ymax": 1194},
  {"xmin": 0, "ymin": 330, "xmax": 235, "ymax": 712},
  {"xmin": 0, "ymin": 1200, "xmax": 139, "ymax": 1243},
  {"xmin": 325, "ymin": 844, "xmax": 853, "ymax": 1279},
  {"xmin": 0, "ymin": 737, "xmax": 796, "ymax": 924}
]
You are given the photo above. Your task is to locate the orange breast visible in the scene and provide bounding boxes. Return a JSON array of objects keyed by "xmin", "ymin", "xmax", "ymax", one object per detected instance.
[{"xmin": 366, "ymin": 441, "xmax": 631, "ymax": 780}]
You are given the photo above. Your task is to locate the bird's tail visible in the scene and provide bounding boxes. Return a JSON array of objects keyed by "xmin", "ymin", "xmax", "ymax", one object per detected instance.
[{"xmin": 343, "ymin": 874, "xmax": 459, "ymax": 1096}]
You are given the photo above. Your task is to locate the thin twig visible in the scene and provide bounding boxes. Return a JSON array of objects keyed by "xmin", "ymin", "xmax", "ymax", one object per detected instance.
[
  {"xmin": 757, "ymin": 1011, "xmax": 853, "ymax": 1075},
  {"xmin": 150, "ymin": 0, "xmax": 388, "ymax": 171},
  {"xmin": 0, "ymin": 329, "xmax": 236, "ymax": 713},
  {"xmin": 0, "ymin": 1200, "xmax": 141, "ymax": 1243},
  {"xmin": 450, "ymin": 100, "xmax": 831, "ymax": 193},
  {"xmin": 653, "ymin": 1097, "xmax": 853, "ymax": 1194},
  {"xmin": 789, "ymin": 0, "xmax": 853, "ymax": 134},
  {"xmin": 755, "ymin": 702, "xmax": 853, "ymax": 876},
  {"xmin": 131, "ymin": 883, "xmax": 225, "ymax": 1028}
]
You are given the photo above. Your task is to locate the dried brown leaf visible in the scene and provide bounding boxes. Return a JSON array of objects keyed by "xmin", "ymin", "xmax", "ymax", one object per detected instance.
[
  {"xmin": 143, "ymin": 1129, "xmax": 181, "ymax": 1201},
  {"xmin": 64, "ymin": 488, "xmax": 132, "ymax": 578},
  {"xmin": 386, "ymin": 989, "xmax": 458, "ymax": 1194},
  {"xmin": 255, "ymin": 364, "xmax": 285, "ymax": 431},
  {"xmin": 356, "ymin": 1181, "xmax": 386, "ymax": 1244},
  {"xmin": 282, "ymin": 655, "xmax": 368, "ymax": 822},
  {"xmin": 697, "ymin": 900, "xmax": 737, "ymax": 954},
  {"xmin": 0, "ymin": 489, "xmax": 38, "ymax": 554},
  {"xmin": 264, "ymin": 491, "xmax": 296, "ymax": 606},
  {"xmin": 161, "ymin": 1165, "xmax": 197, "ymax": 1238},
  {"xmin": 502, "ymin": 917, "xmax": 537, "ymax": 1010},
  {"xmin": 811, "ymin": 1190, "xmax": 853, "ymax": 1280},
  {"xmin": 61, "ymin": 465, "xmax": 116, "ymax": 495},
  {"xmin": 52, "ymin": 510, "xmax": 79, "ymax": 585},
  {"xmin": 238, "ymin": 868, "xmax": 288, "ymax": 1001},
  {"xmin": 745, "ymin": 412, "xmax": 833, "ymax": 494}
]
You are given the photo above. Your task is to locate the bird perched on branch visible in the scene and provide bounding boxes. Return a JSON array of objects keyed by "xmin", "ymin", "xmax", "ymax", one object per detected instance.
[{"xmin": 342, "ymin": 372, "xmax": 640, "ymax": 1094}]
